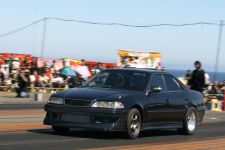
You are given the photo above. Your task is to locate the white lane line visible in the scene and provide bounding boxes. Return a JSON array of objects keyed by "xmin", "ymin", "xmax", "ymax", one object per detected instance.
[{"xmin": 210, "ymin": 117, "xmax": 218, "ymax": 120}]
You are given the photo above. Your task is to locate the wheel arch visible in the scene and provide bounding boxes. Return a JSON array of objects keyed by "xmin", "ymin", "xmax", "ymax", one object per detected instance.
[{"xmin": 130, "ymin": 104, "xmax": 143, "ymax": 122}]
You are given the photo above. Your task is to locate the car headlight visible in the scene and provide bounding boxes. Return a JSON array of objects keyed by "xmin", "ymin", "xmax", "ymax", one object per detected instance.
[
  {"xmin": 48, "ymin": 97, "xmax": 64, "ymax": 104},
  {"xmin": 91, "ymin": 101, "xmax": 124, "ymax": 109}
]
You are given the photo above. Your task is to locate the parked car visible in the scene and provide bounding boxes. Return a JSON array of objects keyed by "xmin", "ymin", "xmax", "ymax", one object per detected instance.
[{"xmin": 44, "ymin": 68, "xmax": 205, "ymax": 138}]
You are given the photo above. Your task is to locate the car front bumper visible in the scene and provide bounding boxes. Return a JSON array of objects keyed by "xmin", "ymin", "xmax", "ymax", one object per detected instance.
[{"xmin": 43, "ymin": 104, "xmax": 127, "ymax": 131}]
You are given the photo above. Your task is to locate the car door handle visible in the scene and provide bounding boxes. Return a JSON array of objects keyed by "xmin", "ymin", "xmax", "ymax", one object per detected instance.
[{"xmin": 185, "ymin": 98, "xmax": 189, "ymax": 101}]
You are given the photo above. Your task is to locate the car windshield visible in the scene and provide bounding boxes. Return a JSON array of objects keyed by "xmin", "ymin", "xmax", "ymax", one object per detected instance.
[{"xmin": 83, "ymin": 70, "xmax": 149, "ymax": 91}]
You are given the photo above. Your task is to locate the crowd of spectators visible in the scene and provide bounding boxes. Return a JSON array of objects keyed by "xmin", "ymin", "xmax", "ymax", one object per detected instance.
[
  {"xmin": 0, "ymin": 55, "xmax": 91, "ymax": 97},
  {"xmin": 186, "ymin": 67, "xmax": 225, "ymax": 95}
]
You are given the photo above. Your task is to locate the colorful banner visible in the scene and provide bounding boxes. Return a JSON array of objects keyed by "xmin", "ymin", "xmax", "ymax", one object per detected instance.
[
  {"xmin": 37, "ymin": 57, "xmax": 63, "ymax": 69},
  {"xmin": 117, "ymin": 50, "xmax": 161, "ymax": 69},
  {"xmin": 0, "ymin": 53, "xmax": 32, "ymax": 61},
  {"xmin": 62, "ymin": 58, "xmax": 82, "ymax": 67}
]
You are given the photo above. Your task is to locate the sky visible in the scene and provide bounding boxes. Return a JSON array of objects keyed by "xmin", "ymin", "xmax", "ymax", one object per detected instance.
[{"xmin": 0, "ymin": 0, "xmax": 225, "ymax": 72}]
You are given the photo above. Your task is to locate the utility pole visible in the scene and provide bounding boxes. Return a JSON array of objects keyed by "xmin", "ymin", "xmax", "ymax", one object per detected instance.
[
  {"xmin": 41, "ymin": 18, "xmax": 48, "ymax": 58},
  {"xmin": 213, "ymin": 20, "xmax": 223, "ymax": 82}
]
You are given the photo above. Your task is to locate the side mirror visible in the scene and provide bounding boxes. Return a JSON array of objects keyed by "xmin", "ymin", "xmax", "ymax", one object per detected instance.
[{"xmin": 151, "ymin": 86, "xmax": 162, "ymax": 93}]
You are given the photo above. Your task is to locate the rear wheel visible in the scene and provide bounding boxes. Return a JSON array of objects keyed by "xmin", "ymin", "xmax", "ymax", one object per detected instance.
[
  {"xmin": 52, "ymin": 126, "xmax": 70, "ymax": 133},
  {"xmin": 177, "ymin": 107, "xmax": 197, "ymax": 135},
  {"xmin": 126, "ymin": 108, "xmax": 141, "ymax": 139}
]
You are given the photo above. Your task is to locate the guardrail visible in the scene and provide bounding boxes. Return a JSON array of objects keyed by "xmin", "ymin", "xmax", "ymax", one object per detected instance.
[{"xmin": 0, "ymin": 86, "xmax": 69, "ymax": 92}]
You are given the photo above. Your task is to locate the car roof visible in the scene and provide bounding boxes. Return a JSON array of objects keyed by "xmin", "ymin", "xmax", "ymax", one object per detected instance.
[
  {"xmin": 103, "ymin": 68, "xmax": 168, "ymax": 75},
  {"xmin": 102, "ymin": 68, "xmax": 189, "ymax": 91}
]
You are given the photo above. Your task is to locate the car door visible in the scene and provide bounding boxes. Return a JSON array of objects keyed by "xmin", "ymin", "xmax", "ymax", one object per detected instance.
[
  {"xmin": 163, "ymin": 74, "xmax": 187, "ymax": 123},
  {"xmin": 145, "ymin": 74, "xmax": 171, "ymax": 124}
]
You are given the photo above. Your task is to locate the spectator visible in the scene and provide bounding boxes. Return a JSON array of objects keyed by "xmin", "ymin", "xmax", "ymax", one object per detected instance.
[
  {"xmin": 23, "ymin": 56, "xmax": 31, "ymax": 69},
  {"xmin": 190, "ymin": 61, "xmax": 205, "ymax": 92},
  {"xmin": 11, "ymin": 69, "xmax": 18, "ymax": 87},
  {"xmin": 12, "ymin": 58, "xmax": 21, "ymax": 69},
  {"xmin": 31, "ymin": 57, "xmax": 38, "ymax": 74},
  {"xmin": 50, "ymin": 67, "xmax": 56, "ymax": 77},
  {"xmin": 161, "ymin": 67, "xmax": 166, "ymax": 71},
  {"xmin": 0, "ymin": 70, "xmax": 4, "ymax": 86},
  {"xmin": 218, "ymin": 81, "xmax": 223, "ymax": 89},
  {"xmin": 92, "ymin": 62, "xmax": 104, "ymax": 75},
  {"xmin": 1, "ymin": 58, "xmax": 9, "ymax": 73},
  {"xmin": 205, "ymin": 73, "xmax": 211, "ymax": 86},
  {"xmin": 155, "ymin": 66, "xmax": 159, "ymax": 70},
  {"xmin": 211, "ymin": 81, "xmax": 219, "ymax": 94},
  {"xmin": 220, "ymin": 80, "xmax": 225, "ymax": 93},
  {"xmin": 51, "ymin": 60, "xmax": 59, "ymax": 71},
  {"xmin": 39, "ymin": 72, "xmax": 52, "ymax": 88},
  {"xmin": 80, "ymin": 59, "xmax": 85, "ymax": 66},
  {"xmin": 44, "ymin": 67, "xmax": 53, "ymax": 79},
  {"xmin": 15, "ymin": 70, "xmax": 29, "ymax": 97},
  {"xmin": 8, "ymin": 55, "xmax": 14, "ymax": 74},
  {"xmin": 68, "ymin": 76, "xmax": 77, "ymax": 88},
  {"xmin": 3, "ymin": 75, "xmax": 12, "ymax": 92},
  {"xmin": 29, "ymin": 70, "xmax": 39, "ymax": 91},
  {"xmin": 1, "ymin": 65, "xmax": 10, "ymax": 76},
  {"xmin": 112, "ymin": 64, "xmax": 117, "ymax": 68},
  {"xmin": 185, "ymin": 70, "xmax": 192, "ymax": 87},
  {"xmin": 52, "ymin": 72, "xmax": 64, "ymax": 89}
]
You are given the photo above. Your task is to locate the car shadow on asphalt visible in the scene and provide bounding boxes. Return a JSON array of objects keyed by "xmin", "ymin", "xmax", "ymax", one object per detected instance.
[{"xmin": 27, "ymin": 128, "xmax": 178, "ymax": 139}]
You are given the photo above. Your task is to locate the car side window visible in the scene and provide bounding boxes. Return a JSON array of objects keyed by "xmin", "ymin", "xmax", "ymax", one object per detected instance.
[
  {"xmin": 163, "ymin": 75, "xmax": 183, "ymax": 91},
  {"xmin": 149, "ymin": 74, "xmax": 166, "ymax": 91}
]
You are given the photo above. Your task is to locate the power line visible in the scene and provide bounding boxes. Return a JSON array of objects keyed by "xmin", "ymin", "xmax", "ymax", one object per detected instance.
[
  {"xmin": 51, "ymin": 17, "xmax": 220, "ymax": 27},
  {"xmin": 0, "ymin": 18, "xmax": 48, "ymax": 38},
  {"xmin": 0, "ymin": 17, "xmax": 224, "ymax": 38}
]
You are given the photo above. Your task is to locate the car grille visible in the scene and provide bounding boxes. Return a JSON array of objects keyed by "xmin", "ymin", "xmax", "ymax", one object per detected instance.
[{"xmin": 64, "ymin": 99, "xmax": 93, "ymax": 107}]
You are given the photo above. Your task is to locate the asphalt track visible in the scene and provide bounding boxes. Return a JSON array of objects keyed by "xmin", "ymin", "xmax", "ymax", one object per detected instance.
[{"xmin": 1, "ymin": 94, "xmax": 225, "ymax": 150}]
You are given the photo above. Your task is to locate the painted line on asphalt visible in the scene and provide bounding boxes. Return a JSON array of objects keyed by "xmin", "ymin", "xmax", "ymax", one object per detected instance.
[
  {"xmin": 82, "ymin": 137, "xmax": 225, "ymax": 150},
  {"xmin": 0, "ymin": 122, "xmax": 50, "ymax": 133},
  {"xmin": 0, "ymin": 109, "xmax": 45, "ymax": 115}
]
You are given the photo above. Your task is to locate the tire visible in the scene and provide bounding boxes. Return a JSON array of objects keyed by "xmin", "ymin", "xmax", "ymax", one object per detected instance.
[
  {"xmin": 52, "ymin": 126, "xmax": 70, "ymax": 133},
  {"xmin": 177, "ymin": 107, "xmax": 197, "ymax": 135},
  {"xmin": 126, "ymin": 108, "xmax": 141, "ymax": 139}
]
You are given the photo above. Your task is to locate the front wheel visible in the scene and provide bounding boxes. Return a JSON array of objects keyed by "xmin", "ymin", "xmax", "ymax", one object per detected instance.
[
  {"xmin": 177, "ymin": 107, "xmax": 197, "ymax": 135},
  {"xmin": 52, "ymin": 126, "xmax": 70, "ymax": 133},
  {"xmin": 126, "ymin": 108, "xmax": 141, "ymax": 139}
]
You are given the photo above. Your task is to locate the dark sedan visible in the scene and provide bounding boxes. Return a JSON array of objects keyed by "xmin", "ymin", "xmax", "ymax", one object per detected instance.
[{"xmin": 44, "ymin": 68, "xmax": 205, "ymax": 138}]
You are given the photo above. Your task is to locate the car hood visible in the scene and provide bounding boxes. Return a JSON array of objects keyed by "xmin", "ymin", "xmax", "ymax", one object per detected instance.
[{"xmin": 52, "ymin": 87, "xmax": 140, "ymax": 100}]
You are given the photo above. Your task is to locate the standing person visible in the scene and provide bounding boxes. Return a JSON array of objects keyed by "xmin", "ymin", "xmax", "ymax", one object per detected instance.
[
  {"xmin": 12, "ymin": 58, "xmax": 21, "ymax": 69},
  {"xmin": 185, "ymin": 70, "xmax": 192, "ymax": 88},
  {"xmin": 8, "ymin": 54, "xmax": 14, "ymax": 74},
  {"xmin": 190, "ymin": 61, "xmax": 205, "ymax": 92},
  {"xmin": 16, "ymin": 70, "xmax": 29, "ymax": 97},
  {"xmin": 161, "ymin": 67, "xmax": 166, "ymax": 72},
  {"xmin": 11, "ymin": 69, "xmax": 18, "ymax": 87},
  {"xmin": 31, "ymin": 57, "xmax": 40, "ymax": 74},
  {"xmin": 0, "ymin": 70, "xmax": 4, "ymax": 87}
]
